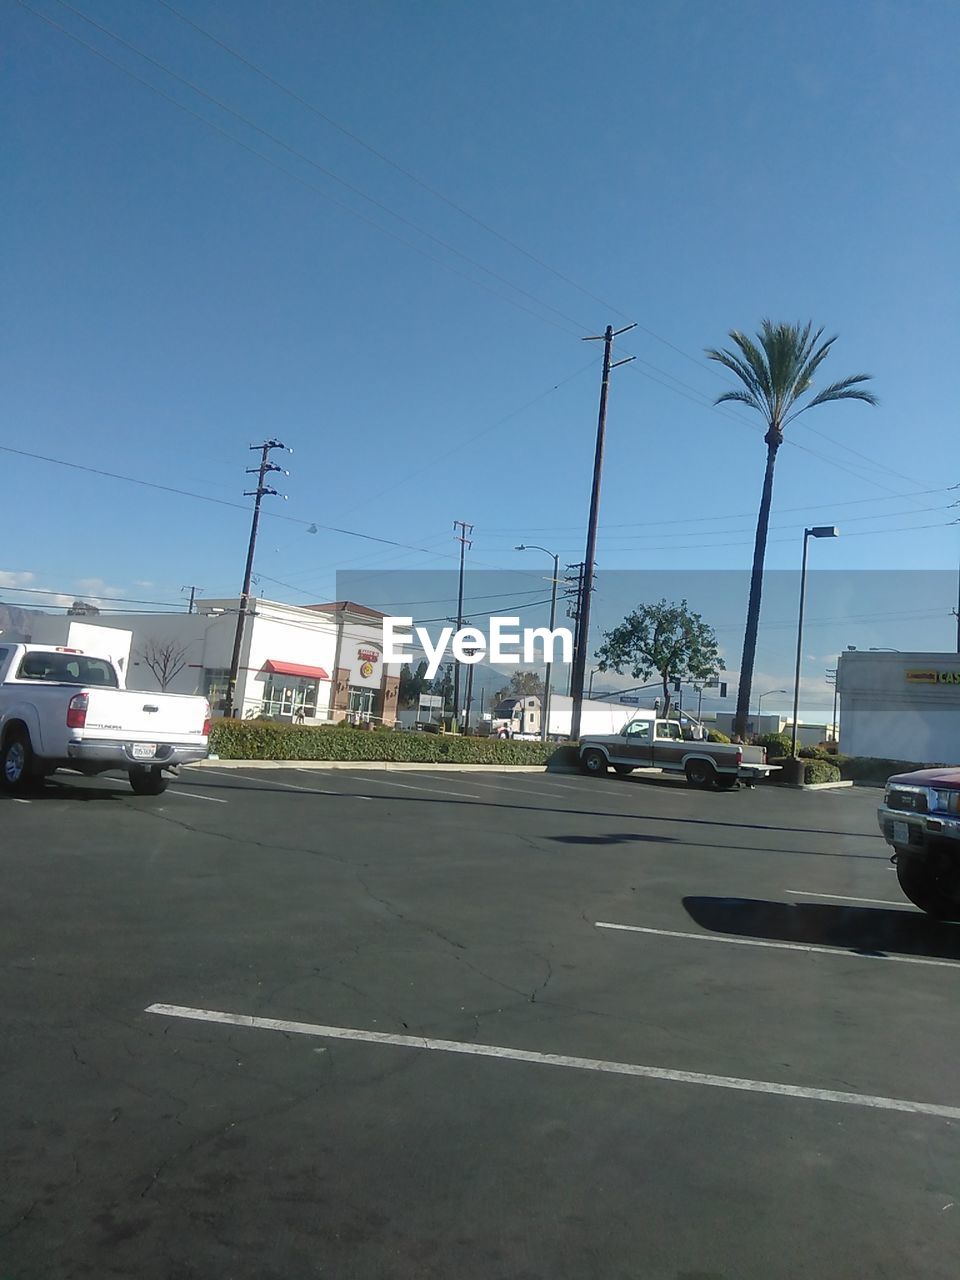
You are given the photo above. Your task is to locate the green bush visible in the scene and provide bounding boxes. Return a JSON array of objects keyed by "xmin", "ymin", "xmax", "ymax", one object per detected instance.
[
  {"xmin": 766, "ymin": 756, "xmax": 841, "ymax": 785},
  {"xmin": 802, "ymin": 759, "xmax": 841, "ymax": 785},
  {"xmin": 798, "ymin": 745, "xmax": 832, "ymax": 760},
  {"xmin": 209, "ymin": 720, "xmax": 578, "ymax": 767},
  {"xmin": 755, "ymin": 731, "xmax": 792, "ymax": 757},
  {"xmin": 707, "ymin": 729, "xmax": 731, "ymax": 744},
  {"xmin": 837, "ymin": 757, "xmax": 942, "ymax": 786}
]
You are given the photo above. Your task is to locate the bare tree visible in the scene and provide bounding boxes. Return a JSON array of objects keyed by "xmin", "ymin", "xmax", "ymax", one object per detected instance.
[{"xmin": 139, "ymin": 637, "xmax": 190, "ymax": 691}]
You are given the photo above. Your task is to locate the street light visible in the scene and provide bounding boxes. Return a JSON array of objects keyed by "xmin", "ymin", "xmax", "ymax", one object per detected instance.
[
  {"xmin": 516, "ymin": 544, "xmax": 560, "ymax": 741},
  {"xmin": 588, "ymin": 667, "xmax": 599, "ymax": 698},
  {"xmin": 791, "ymin": 526, "xmax": 839, "ymax": 756},
  {"xmin": 756, "ymin": 689, "xmax": 786, "ymax": 721}
]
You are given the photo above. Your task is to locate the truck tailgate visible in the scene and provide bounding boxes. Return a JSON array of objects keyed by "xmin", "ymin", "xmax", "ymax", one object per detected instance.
[{"xmin": 80, "ymin": 689, "xmax": 208, "ymax": 743}]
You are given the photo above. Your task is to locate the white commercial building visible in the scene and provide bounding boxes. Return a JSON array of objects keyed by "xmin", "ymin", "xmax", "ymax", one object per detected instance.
[
  {"xmin": 16, "ymin": 599, "xmax": 401, "ymax": 726},
  {"xmin": 837, "ymin": 650, "xmax": 960, "ymax": 764}
]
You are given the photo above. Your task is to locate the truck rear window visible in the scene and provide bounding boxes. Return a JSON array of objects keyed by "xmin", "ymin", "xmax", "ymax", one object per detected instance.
[{"xmin": 16, "ymin": 652, "xmax": 119, "ymax": 688}]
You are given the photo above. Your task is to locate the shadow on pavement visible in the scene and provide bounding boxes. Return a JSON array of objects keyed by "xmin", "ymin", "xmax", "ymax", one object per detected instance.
[{"xmin": 682, "ymin": 894, "xmax": 960, "ymax": 961}]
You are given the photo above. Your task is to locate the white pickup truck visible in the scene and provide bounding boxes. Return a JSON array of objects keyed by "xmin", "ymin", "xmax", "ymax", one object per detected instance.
[{"xmin": 0, "ymin": 643, "xmax": 210, "ymax": 795}]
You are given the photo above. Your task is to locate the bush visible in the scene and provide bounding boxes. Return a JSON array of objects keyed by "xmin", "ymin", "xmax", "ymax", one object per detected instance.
[
  {"xmin": 766, "ymin": 756, "xmax": 841, "ymax": 785},
  {"xmin": 755, "ymin": 731, "xmax": 792, "ymax": 757},
  {"xmin": 803, "ymin": 759, "xmax": 841, "ymax": 785},
  {"xmin": 209, "ymin": 720, "xmax": 578, "ymax": 767},
  {"xmin": 798, "ymin": 745, "xmax": 832, "ymax": 760},
  {"xmin": 837, "ymin": 756, "xmax": 942, "ymax": 786},
  {"xmin": 707, "ymin": 730, "xmax": 731, "ymax": 744}
]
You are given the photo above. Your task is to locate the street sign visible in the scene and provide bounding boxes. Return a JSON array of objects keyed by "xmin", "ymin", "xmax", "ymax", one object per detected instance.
[
  {"xmin": 419, "ymin": 694, "xmax": 443, "ymax": 708},
  {"xmin": 619, "ymin": 695, "xmax": 639, "ymax": 705}
]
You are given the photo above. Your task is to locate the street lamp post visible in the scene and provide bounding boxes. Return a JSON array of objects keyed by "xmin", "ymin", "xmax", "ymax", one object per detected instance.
[
  {"xmin": 516, "ymin": 544, "xmax": 560, "ymax": 741},
  {"xmin": 791, "ymin": 526, "xmax": 839, "ymax": 756},
  {"xmin": 756, "ymin": 688, "xmax": 787, "ymax": 725},
  {"xmin": 588, "ymin": 667, "xmax": 598, "ymax": 698}
]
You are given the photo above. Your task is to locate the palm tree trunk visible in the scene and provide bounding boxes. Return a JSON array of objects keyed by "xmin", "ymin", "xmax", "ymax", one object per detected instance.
[{"xmin": 734, "ymin": 435, "xmax": 781, "ymax": 739}]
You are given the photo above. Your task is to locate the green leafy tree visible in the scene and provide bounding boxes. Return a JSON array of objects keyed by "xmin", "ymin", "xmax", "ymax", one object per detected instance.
[
  {"xmin": 509, "ymin": 670, "xmax": 545, "ymax": 699},
  {"xmin": 398, "ymin": 658, "xmax": 429, "ymax": 708},
  {"xmin": 707, "ymin": 320, "xmax": 877, "ymax": 738},
  {"xmin": 432, "ymin": 664, "xmax": 454, "ymax": 711},
  {"xmin": 596, "ymin": 599, "xmax": 720, "ymax": 720}
]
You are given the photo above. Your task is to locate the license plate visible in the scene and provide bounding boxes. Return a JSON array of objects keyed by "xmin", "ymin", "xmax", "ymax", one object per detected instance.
[
  {"xmin": 132, "ymin": 743, "xmax": 158, "ymax": 760},
  {"xmin": 892, "ymin": 820, "xmax": 910, "ymax": 845}
]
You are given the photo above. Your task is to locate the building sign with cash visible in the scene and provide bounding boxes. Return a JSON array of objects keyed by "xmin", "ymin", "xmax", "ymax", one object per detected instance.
[{"xmin": 905, "ymin": 669, "xmax": 960, "ymax": 687}]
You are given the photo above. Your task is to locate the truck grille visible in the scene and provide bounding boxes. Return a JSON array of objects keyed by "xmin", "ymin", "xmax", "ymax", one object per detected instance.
[
  {"xmin": 884, "ymin": 821, "xmax": 925, "ymax": 848},
  {"xmin": 886, "ymin": 789, "xmax": 927, "ymax": 814}
]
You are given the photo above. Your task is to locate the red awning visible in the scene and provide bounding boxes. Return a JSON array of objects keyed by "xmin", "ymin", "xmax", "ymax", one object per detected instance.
[{"xmin": 262, "ymin": 659, "xmax": 330, "ymax": 680}]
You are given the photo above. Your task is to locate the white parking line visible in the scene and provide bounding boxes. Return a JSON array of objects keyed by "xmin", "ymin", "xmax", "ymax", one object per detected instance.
[
  {"xmin": 168, "ymin": 789, "xmax": 228, "ymax": 804},
  {"xmin": 201, "ymin": 766, "xmax": 338, "ymax": 796},
  {"xmin": 342, "ymin": 774, "xmax": 481, "ymax": 800},
  {"xmin": 145, "ymin": 1002, "xmax": 960, "ymax": 1122},
  {"xmin": 10, "ymin": 798, "xmax": 31, "ymax": 805},
  {"xmin": 594, "ymin": 922, "xmax": 960, "ymax": 970},
  {"xmin": 416, "ymin": 774, "xmax": 576, "ymax": 799},
  {"xmin": 785, "ymin": 889, "xmax": 910, "ymax": 908}
]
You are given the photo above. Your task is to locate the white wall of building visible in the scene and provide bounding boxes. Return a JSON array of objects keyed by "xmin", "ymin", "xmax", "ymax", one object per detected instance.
[
  {"xmin": 838, "ymin": 651, "xmax": 960, "ymax": 764},
  {"xmin": 45, "ymin": 599, "xmax": 398, "ymax": 723}
]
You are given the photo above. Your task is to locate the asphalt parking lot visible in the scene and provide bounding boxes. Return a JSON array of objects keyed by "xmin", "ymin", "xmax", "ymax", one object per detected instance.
[{"xmin": 3, "ymin": 764, "xmax": 960, "ymax": 1279}]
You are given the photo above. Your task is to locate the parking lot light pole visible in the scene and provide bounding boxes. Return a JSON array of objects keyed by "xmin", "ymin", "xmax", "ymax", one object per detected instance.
[
  {"xmin": 791, "ymin": 527, "xmax": 838, "ymax": 756},
  {"xmin": 516, "ymin": 544, "xmax": 559, "ymax": 741},
  {"xmin": 756, "ymin": 688, "xmax": 787, "ymax": 723}
]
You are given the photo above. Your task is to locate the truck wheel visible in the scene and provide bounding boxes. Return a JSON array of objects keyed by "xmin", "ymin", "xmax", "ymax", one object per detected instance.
[
  {"xmin": 581, "ymin": 749, "xmax": 609, "ymax": 776},
  {"xmin": 685, "ymin": 759, "xmax": 717, "ymax": 789},
  {"xmin": 716, "ymin": 775, "xmax": 739, "ymax": 791},
  {"xmin": 128, "ymin": 767, "xmax": 169, "ymax": 797},
  {"xmin": 1, "ymin": 729, "xmax": 34, "ymax": 792},
  {"xmin": 895, "ymin": 850, "xmax": 960, "ymax": 919},
  {"xmin": 613, "ymin": 764, "xmax": 635, "ymax": 776}
]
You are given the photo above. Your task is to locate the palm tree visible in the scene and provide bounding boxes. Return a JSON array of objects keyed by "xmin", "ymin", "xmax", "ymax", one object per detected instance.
[{"xmin": 706, "ymin": 320, "xmax": 877, "ymax": 740}]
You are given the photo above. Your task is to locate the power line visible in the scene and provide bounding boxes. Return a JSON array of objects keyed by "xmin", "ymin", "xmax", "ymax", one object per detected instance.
[
  {"xmin": 154, "ymin": 0, "xmax": 634, "ymax": 325},
  {"xmin": 481, "ymin": 486, "xmax": 958, "ymax": 535},
  {"xmin": 0, "ymin": 584, "xmax": 183, "ymax": 607},
  {"xmin": 19, "ymin": 0, "xmax": 583, "ymax": 338},
  {"xmin": 43, "ymin": 0, "xmax": 595, "ymax": 338}
]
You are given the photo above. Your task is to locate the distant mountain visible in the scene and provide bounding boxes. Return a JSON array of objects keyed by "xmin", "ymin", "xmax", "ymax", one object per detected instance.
[{"xmin": 0, "ymin": 603, "xmax": 43, "ymax": 640}]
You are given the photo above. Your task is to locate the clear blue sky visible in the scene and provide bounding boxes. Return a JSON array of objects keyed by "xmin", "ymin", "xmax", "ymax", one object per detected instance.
[{"xmin": 3, "ymin": 0, "xmax": 958, "ymax": 715}]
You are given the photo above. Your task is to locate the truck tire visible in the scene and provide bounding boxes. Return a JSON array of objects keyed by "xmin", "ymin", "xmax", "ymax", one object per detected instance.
[
  {"xmin": 580, "ymin": 748, "xmax": 609, "ymax": 777},
  {"xmin": 1, "ymin": 728, "xmax": 34, "ymax": 792},
  {"xmin": 685, "ymin": 759, "xmax": 717, "ymax": 789},
  {"xmin": 128, "ymin": 767, "xmax": 169, "ymax": 797},
  {"xmin": 895, "ymin": 849, "xmax": 960, "ymax": 919},
  {"xmin": 613, "ymin": 764, "xmax": 635, "ymax": 776}
]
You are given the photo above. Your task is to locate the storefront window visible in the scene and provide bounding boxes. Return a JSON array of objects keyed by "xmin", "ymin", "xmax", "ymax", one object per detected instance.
[
  {"xmin": 262, "ymin": 676, "xmax": 319, "ymax": 720},
  {"xmin": 347, "ymin": 687, "xmax": 376, "ymax": 720},
  {"xmin": 203, "ymin": 668, "xmax": 231, "ymax": 713}
]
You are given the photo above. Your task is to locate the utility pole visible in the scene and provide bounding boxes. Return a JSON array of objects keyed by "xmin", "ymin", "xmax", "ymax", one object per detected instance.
[
  {"xmin": 225, "ymin": 440, "xmax": 290, "ymax": 717},
  {"xmin": 181, "ymin": 585, "xmax": 203, "ymax": 614},
  {"xmin": 452, "ymin": 520, "xmax": 473, "ymax": 730},
  {"xmin": 564, "ymin": 561, "xmax": 587, "ymax": 694},
  {"xmin": 826, "ymin": 666, "xmax": 839, "ymax": 743},
  {"xmin": 463, "ymin": 648, "xmax": 478, "ymax": 733},
  {"xmin": 570, "ymin": 323, "xmax": 636, "ymax": 742}
]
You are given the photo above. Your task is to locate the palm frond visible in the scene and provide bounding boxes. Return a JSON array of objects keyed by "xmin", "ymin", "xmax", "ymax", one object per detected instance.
[{"xmin": 715, "ymin": 388, "xmax": 764, "ymax": 412}]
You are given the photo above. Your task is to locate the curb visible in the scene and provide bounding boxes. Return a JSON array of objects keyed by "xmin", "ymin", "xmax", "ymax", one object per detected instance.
[
  {"xmin": 787, "ymin": 780, "xmax": 855, "ymax": 791},
  {"xmin": 191, "ymin": 759, "xmax": 580, "ymax": 774}
]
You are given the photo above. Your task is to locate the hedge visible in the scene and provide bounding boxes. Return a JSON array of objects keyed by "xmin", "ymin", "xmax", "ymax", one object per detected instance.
[
  {"xmin": 209, "ymin": 720, "xmax": 578, "ymax": 767},
  {"xmin": 767, "ymin": 756, "xmax": 841, "ymax": 785},
  {"xmin": 836, "ymin": 756, "xmax": 944, "ymax": 786},
  {"xmin": 755, "ymin": 731, "xmax": 793, "ymax": 758},
  {"xmin": 707, "ymin": 730, "xmax": 731, "ymax": 744}
]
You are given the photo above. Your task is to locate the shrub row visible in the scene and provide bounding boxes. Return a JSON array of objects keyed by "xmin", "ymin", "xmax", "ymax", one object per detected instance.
[
  {"xmin": 767, "ymin": 756, "xmax": 841, "ymax": 785},
  {"xmin": 209, "ymin": 720, "xmax": 578, "ymax": 767}
]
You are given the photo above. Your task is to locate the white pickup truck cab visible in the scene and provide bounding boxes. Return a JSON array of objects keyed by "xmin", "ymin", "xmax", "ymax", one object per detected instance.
[{"xmin": 0, "ymin": 643, "xmax": 209, "ymax": 795}]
